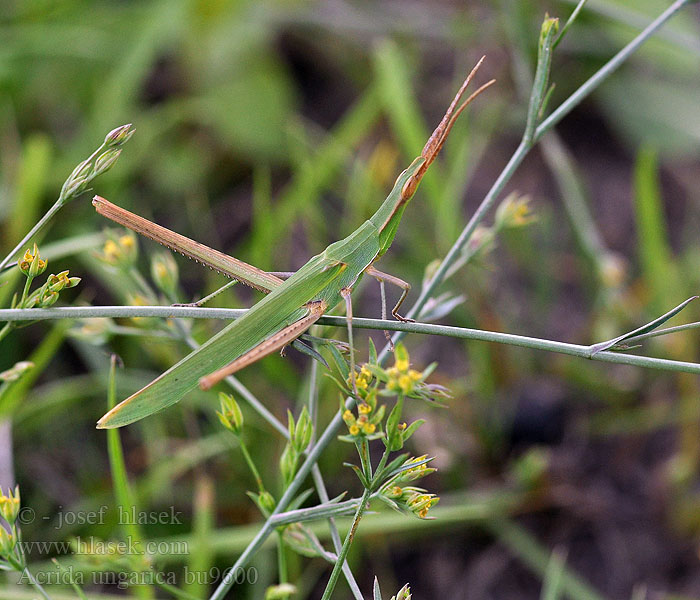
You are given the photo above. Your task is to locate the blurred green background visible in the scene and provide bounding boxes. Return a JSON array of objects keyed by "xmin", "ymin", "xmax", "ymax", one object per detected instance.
[{"xmin": 2, "ymin": 0, "xmax": 700, "ymax": 598}]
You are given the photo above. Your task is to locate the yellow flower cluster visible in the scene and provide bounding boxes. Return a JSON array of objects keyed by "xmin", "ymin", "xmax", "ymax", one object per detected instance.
[
  {"xmin": 385, "ymin": 357, "xmax": 422, "ymax": 395},
  {"xmin": 382, "ymin": 484, "xmax": 439, "ymax": 519},
  {"xmin": 346, "ymin": 365, "xmax": 372, "ymax": 393},
  {"xmin": 343, "ymin": 404, "xmax": 376, "ymax": 436}
]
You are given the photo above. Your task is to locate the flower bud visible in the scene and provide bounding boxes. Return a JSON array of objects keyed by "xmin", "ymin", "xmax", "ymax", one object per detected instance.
[
  {"xmin": 292, "ymin": 407, "xmax": 313, "ymax": 454},
  {"xmin": 93, "ymin": 148, "xmax": 122, "ymax": 175},
  {"xmin": 258, "ymin": 490, "xmax": 276, "ymax": 513},
  {"xmin": 19, "ymin": 244, "xmax": 47, "ymax": 278},
  {"xmin": 0, "ymin": 526, "xmax": 15, "ymax": 557},
  {"xmin": 63, "ymin": 175, "xmax": 89, "ymax": 199},
  {"xmin": 0, "ymin": 486, "xmax": 20, "ymax": 525},
  {"xmin": 39, "ymin": 291, "xmax": 59, "ymax": 307},
  {"xmin": 391, "ymin": 584, "xmax": 412, "ymax": 600},
  {"xmin": 48, "ymin": 271, "xmax": 71, "ymax": 292},
  {"xmin": 104, "ymin": 124, "xmax": 134, "ymax": 147},
  {"xmin": 281, "ymin": 442, "xmax": 299, "ymax": 483},
  {"xmin": 151, "ymin": 252, "xmax": 179, "ymax": 297},
  {"xmin": 216, "ymin": 393, "xmax": 244, "ymax": 435}
]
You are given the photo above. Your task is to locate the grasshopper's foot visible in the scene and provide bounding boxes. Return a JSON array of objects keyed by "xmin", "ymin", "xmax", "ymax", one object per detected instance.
[{"xmin": 392, "ymin": 311, "xmax": 415, "ymax": 323}]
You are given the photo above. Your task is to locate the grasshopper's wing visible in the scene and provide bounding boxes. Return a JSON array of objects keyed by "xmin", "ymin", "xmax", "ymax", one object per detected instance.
[
  {"xmin": 97, "ymin": 258, "xmax": 346, "ymax": 428},
  {"xmin": 199, "ymin": 299, "xmax": 328, "ymax": 389}
]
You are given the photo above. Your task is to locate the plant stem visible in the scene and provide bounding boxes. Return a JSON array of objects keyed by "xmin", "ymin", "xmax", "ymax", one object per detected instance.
[
  {"xmin": 208, "ymin": 406, "xmax": 348, "ymax": 600},
  {"xmin": 4, "ymin": 306, "xmax": 700, "ymax": 376},
  {"xmin": 533, "ymin": 0, "xmax": 693, "ymax": 145},
  {"xmin": 6, "ymin": 555, "xmax": 51, "ymax": 600},
  {"xmin": 276, "ymin": 530, "xmax": 288, "ymax": 590},
  {"xmin": 319, "ymin": 487, "xmax": 372, "ymax": 600},
  {"xmin": 0, "ymin": 200, "xmax": 64, "ymax": 274},
  {"xmin": 0, "ymin": 322, "xmax": 13, "ymax": 345},
  {"xmin": 238, "ymin": 438, "xmax": 265, "ymax": 493}
]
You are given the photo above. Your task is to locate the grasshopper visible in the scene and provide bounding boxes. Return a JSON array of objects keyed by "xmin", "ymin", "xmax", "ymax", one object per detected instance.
[{"xmin": 95, "ymin": 58, "xmax": 493, "ymax": 428}]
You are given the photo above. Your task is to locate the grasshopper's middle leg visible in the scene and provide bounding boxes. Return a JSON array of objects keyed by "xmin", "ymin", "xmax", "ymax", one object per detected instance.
[
  {"xmin": 365, "ymin": 265, "xmax": 413, "ymax": 322},
  {"xmin": 340, "ymin": 287, "xmax": 358, "ymax": 395}
]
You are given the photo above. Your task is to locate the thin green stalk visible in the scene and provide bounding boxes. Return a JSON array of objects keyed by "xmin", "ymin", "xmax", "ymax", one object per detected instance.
[
  {"xmin": 20, "ymin": 567, "xmax": 52, "ymax": 600},
  {"xmin": 0, "ymin": 322, "xmax": 12, "ymax": 345},
  {"xmin": 3, "ymin": 306, "xmax": 699, "ymax": 376},
  {"xmin": 208, "ymin": 406, "xmax": 348, "ymax": 600},
  {"xmin": 308, "ymin": 355, "xmax": 365, "ymax": 600},
  {"xmin": 0, "ymin": 200, "xmax": 65, "ymax": 274},
  {"xmin": 238, "ymin": 438, "xmax": 265, "ymax": 493},
  {"xmin": 0, "ymin": 124, "xmax": 131, "ymax": 274},
  {"xmin": 105, "ymin": 355, "xmax": 153, "ymax": 600},
  {"xmin": 5, "ymin": 555, "xmax": 51, "ymax": 600},
  {"xmin": 533, "ymin": 0, "xmax": 693, "ymax": 144},
  {"xmin": 319, "ymin": 487, "xmax": 372, "ymax": 600},
  {"xmin": 276, "ymin": 530, "xmax": 288, "ymax": 590},
  {"xmin": 554, "ymin": 0, "xmax": 589, "ymax": 49}
]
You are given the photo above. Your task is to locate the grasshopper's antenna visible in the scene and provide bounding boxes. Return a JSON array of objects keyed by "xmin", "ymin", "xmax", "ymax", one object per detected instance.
[{"xmin": 401, "ymin": 56, "xmax": 495, "ymax": 201}]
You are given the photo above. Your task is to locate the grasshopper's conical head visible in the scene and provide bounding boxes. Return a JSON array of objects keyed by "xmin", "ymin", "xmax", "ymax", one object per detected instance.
[{"xmin": 400, "ymin": 57, "xmax": 495, "ymax": 202}]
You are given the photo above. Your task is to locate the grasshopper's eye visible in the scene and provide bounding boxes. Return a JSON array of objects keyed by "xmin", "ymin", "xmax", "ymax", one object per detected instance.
[{"xmin": 400, "ymin": 176, "xmax": 418, "ymax": 201}]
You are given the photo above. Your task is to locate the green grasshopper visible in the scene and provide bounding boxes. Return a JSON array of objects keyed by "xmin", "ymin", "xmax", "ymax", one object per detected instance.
[{"xmin": 95, "ymin": 58, "xmax": 493, "ymax": 428}]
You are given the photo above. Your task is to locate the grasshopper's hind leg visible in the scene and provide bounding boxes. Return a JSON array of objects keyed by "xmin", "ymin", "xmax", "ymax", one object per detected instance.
[{"xmin": 199, "ymin": 300, "xmax": 327, "ymax": 390}]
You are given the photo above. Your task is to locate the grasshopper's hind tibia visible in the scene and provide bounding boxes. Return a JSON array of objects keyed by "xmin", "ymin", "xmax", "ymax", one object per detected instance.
[{"xmin": 199, "ymin": 300, "xmax": 328, "ymax": 390}]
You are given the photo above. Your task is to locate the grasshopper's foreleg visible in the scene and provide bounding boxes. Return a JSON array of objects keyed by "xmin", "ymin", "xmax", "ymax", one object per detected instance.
[
  {"xmin": 199, "ymin": 300, "xmax": 328, "ymax": 390},
  {"xmin": 365, "ymin": 265, "xmax": 414, "ymax": 323}
]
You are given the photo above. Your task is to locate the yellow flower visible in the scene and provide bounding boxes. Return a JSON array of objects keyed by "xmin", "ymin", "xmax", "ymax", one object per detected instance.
[
  {"xmin": 395, "ymin": 358, "xmax": 409, "ymax": 372},
  {"xmin": 119, "ymin": 235, "xmax": 134, "ymax": 249},
  {"xmin": 349, "ymin": 424, "xmax": 360, "ymax": 436},
  {"xmin": 362, "ymin": 422, "xmax": 376, "ymax": 434},
  {"xmin": 398, "ymin": 374, "xmax": 413, "ymax": 394},
  {"xmin": 358, "ymin": 403, "xmax": 372, "ymax": 414},
  {"xmin": 102, "ymin": 239, "xmax": 120, "ymax": 262}
]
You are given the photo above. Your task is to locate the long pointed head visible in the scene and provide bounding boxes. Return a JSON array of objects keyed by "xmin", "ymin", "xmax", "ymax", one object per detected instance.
[{"xmin": 399, "ymin": 56, "xmax": 495, "ymax": 202}]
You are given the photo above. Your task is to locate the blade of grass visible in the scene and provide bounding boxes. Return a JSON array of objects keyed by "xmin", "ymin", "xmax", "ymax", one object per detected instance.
[{"xmin": 106, "ymin": 355, "xmax": 153, "ymax": 600}]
